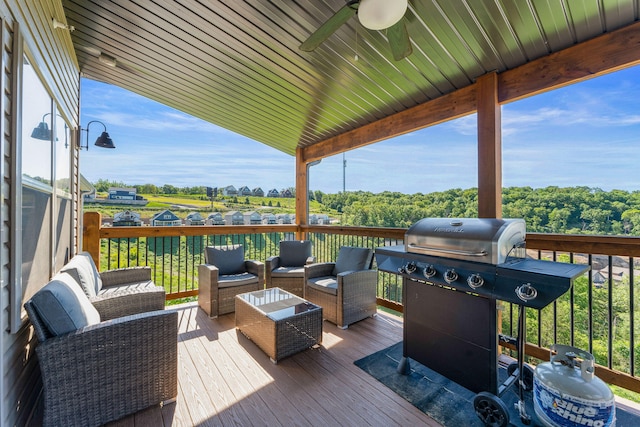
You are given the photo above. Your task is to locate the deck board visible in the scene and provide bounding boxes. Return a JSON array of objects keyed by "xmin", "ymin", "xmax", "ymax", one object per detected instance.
[{"xmin": 106, "ymin": 303, "xmax": 440, "ymax": 427}]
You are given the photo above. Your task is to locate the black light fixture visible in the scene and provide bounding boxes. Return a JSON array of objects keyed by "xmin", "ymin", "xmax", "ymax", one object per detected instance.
[
  {"xmin": 31, "ymin": 114, "xmax": 53, "ymax": 140},
  {"xmin": 80, "ymin": 120, "xmax": 116, "ymax": 150},
  {"xmin": 32, "ymin": 113, "xmax": 70, "ymax": 146}
]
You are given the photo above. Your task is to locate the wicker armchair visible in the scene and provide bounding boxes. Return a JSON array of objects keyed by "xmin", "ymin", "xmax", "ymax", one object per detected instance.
[
  {"xmin": 61, "ymin": 252, "xmax": 165, "ymax": 320},
  {"xmin": 198, "ymin": 244, "xmax": 264, "ymax": 317},
  {"xmin": 24, "ymin": 273, "xmax": 178, "ymax": 427},
  {"xmin": 265, "ymin": 240, "xmax": 315, "ymax": 297},
  {"xmin": 304, "ymin": 246, "xmax": 377, "ymax": 329}
]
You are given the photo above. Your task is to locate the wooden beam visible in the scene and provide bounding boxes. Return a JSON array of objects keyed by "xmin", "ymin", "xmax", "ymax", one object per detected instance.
[
  {"xmin": 477, "ymin": 72, "xmax": 502, "ymax": 218},
  {"xmin": 301, "ymin": 85, "xmax": 477, "ymax": 162},
  {"xmin": 499, "ymin": 20, "xmax": 640, "ymax": 103},
  {"xmin": 295, "ymin": 147, "xmax": 308, "ymax": 240},
  {"xmin": 83, "ymin": 211, "xmax": 102, "ymax": 269}
]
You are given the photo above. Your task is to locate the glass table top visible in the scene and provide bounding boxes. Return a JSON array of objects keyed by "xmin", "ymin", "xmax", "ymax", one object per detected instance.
[{"xmin": 237, "ymin": 288, "xmax": 320, "ymax": 321}]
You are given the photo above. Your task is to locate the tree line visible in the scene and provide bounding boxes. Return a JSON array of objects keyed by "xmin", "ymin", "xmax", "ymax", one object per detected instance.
[{"xmin": 317, "ymin": 186, "xmax": 640, "ymax": 235}]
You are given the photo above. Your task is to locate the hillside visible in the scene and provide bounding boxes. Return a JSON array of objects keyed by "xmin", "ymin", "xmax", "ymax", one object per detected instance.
[{"xmin": 84, "ymin": 183, "xmax": 640, "ymax": 235}]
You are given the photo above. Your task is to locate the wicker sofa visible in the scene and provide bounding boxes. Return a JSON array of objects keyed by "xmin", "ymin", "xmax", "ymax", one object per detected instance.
[
  {"xmin": 304, "ymin": 246, "xmax": 377, "ymax": 329},
  {"xmin": 24, "ymin": 271, "xmax": 178, "ymax": 427},
  {"xmin": 60, "ymin": 251, "xmax": 166, "ymax": 319}
]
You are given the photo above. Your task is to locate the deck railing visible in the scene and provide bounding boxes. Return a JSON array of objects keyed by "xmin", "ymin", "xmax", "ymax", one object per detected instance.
[{"xmin": 83, "ymin": 212, "xmax": 640, "ymax": 394}]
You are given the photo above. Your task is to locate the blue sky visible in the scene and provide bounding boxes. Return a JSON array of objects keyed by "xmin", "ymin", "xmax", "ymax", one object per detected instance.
[{"xmin": 80, "ymin": 65, "xmax": 640, "ymax": 194}]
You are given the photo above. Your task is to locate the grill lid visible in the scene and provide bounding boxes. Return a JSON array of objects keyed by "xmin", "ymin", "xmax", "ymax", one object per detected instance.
[{"xmin": 405, "ymin": 218, "xmax": 526, "ymax": 264}]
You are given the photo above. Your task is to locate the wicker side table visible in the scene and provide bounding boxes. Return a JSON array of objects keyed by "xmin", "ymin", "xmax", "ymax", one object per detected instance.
[{"xmin": 235, "ymin": 288, "xmax": 322, "ymax": 363}]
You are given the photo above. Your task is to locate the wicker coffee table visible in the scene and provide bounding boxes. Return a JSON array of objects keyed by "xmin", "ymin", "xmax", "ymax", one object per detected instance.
[{"xmin": 235, "ymin": 287, "xmax": 322, "ymax": 363}]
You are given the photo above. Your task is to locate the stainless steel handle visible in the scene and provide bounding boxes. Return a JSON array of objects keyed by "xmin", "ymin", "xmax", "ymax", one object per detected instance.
[{"xmin": 407, "ymin": 244, "xmax": 487, "ymax": 257}]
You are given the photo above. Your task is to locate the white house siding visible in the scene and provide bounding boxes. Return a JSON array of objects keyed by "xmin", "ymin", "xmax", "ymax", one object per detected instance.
[{"xmin": 0, "ymin": 1, "xmax": 80, "ymax": 425}]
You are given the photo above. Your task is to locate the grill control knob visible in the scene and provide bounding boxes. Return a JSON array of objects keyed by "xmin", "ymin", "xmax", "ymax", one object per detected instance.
[
  {"xmin": 423, "ymin": 264, "xmax": 436, "ymax": 278},
  {"xmin": 405, "ymin": 262, "xmax": 417, "ymax": 273},
  {"xmin": 516, "ymin": 283, "xmax": 538, "ymax": 302},
  {"xmin": 467, "ymin": 273, "xmax": 484, "ymax": 289},
  {"xmin": 444, "ymin": 269, "xmax": 458, "ymax": 284}
]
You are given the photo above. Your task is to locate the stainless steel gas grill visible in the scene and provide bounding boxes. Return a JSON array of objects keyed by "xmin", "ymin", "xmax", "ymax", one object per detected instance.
[{"xmin": 375, "ymin": 218, "xmax": 590, "ymax": 426}]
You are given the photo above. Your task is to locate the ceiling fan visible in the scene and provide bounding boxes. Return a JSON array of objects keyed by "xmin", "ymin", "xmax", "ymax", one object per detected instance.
[{"xmin": 299, "ymin": 0, "xmax": 412, "ymax": 61}]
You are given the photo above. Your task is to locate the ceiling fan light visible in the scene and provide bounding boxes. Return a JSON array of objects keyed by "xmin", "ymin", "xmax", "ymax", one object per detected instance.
[{"xmin": 358, "ymin": 0, "xmax": 408, "ymax": 31}]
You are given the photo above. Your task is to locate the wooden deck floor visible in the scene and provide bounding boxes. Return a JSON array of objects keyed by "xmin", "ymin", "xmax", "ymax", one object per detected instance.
[{"xmin": 106, "ymin": 303, "xmax": 440, "ymax": 427}]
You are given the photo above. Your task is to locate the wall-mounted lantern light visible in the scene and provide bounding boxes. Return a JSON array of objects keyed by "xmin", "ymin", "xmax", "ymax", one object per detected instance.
[{"xmin": 80, "ymin": 120, "xmax": 116, "ymax": 150}]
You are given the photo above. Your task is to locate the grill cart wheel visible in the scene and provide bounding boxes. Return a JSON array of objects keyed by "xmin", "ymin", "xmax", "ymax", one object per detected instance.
[
  {"xmin": 507, "ymin": 362, "xmax": 535, "ymax": 391},
  {"xmin": 474, "ymin": 392, "xmax": 509, "ymax": 427}
]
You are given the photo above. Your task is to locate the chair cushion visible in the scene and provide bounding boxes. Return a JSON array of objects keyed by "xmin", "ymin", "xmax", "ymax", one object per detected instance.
[
  {"xmin": 279, "ymin": 240, "xmax": 312, "ymax": 267},
  {"xmin": 218, "ymin": 272, "xmax": 259, "ymax": 288},
  {"xmin": 97, "ymin": 280, "xmax": 157, "ymax": 295},
  {"xmin": 30, "ymin": 273, "xmax": 101, "ymax": 336},
  {"xmin": 332, "ymin": 246, "xmax": 372, "ymax": 276},
  {"xmin": 271, "ymin": 266, "xmax": 305, "ymax": 278},
  {"xmin": 307, "ymin": 276, "xmax": 338, "ymax": 296},
  {"xmin": 205, "ymin": 245, "xmax": 245, "ymax": 275},
  {"xmin": 60, "ymin": 252, "xmax": 103, "ymax": 297}
]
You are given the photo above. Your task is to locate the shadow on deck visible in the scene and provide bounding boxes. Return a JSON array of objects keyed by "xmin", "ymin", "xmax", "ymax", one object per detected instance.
[{"xmin": 106, "ymin": 303, "xmax": 440, "ymax": 426}]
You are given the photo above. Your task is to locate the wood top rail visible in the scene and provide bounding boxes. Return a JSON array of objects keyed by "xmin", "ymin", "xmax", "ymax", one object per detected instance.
[{"xmin": 84, "ymin": 210, "xmax": 640, "ymax": 259}]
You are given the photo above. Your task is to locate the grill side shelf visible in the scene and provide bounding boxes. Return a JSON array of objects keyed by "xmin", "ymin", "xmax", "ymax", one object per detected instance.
[{"xmin": 495, "ymin": 259, "xmax": 590, "ymax": 309}]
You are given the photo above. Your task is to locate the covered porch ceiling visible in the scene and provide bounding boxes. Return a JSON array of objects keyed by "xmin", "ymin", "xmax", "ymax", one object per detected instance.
[{"xmin": 62, "ymin": 1, "xmax": 640, "ymax": 159}]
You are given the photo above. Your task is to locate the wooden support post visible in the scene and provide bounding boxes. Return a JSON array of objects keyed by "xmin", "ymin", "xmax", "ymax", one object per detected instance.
[
  {"xmin": 477, "ymin": 72, "xmax": 502, "ymax": 219},
  {"xmin": 83, "ymin": 211, "xmax": 102, "ymax": 270},
  {"xmin": 295, "ymin": 147, "xmax": 308, "ymax": 240}
]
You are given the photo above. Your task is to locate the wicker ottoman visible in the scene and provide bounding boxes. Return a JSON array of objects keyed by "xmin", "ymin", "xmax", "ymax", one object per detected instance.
[{"xmin": 235, "ymin": 288, "xmax": 322, "ymax": 363}]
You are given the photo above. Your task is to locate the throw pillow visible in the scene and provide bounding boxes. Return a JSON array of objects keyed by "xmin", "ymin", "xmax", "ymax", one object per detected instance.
[
  {"xmin": 30, "ymin": 273, "xmax": 101, "ymax": 336},
  {"xmin": 205, "ymin": 244, "xmax": 245, "ymax": 275},
  {"xmin": 279, "ymin": 240, "xmax": 312, "ymax": 266},
  {"xmin": 332, "ymin": 246, "xmax": 372, "ymax": 276}
]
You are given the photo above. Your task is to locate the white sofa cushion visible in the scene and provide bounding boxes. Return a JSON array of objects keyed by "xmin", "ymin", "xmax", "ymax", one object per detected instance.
[{"xmin": 60, "ymin": 252, "xmax": 103, "ymax": 297}]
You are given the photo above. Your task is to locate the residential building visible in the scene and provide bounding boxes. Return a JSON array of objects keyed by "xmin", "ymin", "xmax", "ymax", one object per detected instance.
[
  {"xmin": 222, "ymin": 185, "xmax": 238, "ymax": 196},
  {"xmin": 185, "ymin": 212, "xmax": 205, "ymax": 226},
  {"xmin": 113, "ymin": 210, "xmax": 142, "ymax": 226},
  {"xmin": 244, "ymin": 211, "xmax": 262, "ymax": 225},
  {"xmin": 151, "ymin": 210, "xmax": 182, "ymax": 226},
  {"xmin": 224, "ymin": 211, "xmax": 244, "ymax": 225},
  {"xmin": 206, "ymin": 212, "xmax": 225, "ymax": 225}
]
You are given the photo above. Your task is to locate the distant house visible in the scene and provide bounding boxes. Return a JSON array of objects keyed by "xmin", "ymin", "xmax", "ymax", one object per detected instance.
[
  {"xmin": 252, "ymin": 187, "xmax": 264, "ymax": 197},
  {"xmin": 185, "ymin": 212, "xmax": 205, "ymax": 226},
  {"xmin": 238, "ymin": 186, "xmax": 252, "ymax": 196},
  {"xmin": 206, "ymin": 212, "xmax": 225, "ymax": 225},
  {"xmin": 277, "ymin": 213, "xmax": 292, "ymax": 224},
  {"xmin": 151, "ymin": 209, "xmax": 182, "ymax": 226},
  {"xmin": 316, "ymin": 214, "xmax": 330, "ymax": 224},
  {"xmin": 225, "ymin": 211, "xmax": 244, "ymax": 225},
  {"xmin": 244, "ymin": 211, "xmax": 262, "ymax": 225},
  {"xmin": 267, "ymin": 188, "xmax": 279, "ymax": 197},
  {"xmin": 113, "ymin": 210, "xmax": 142, "ymax": 226},
  {"xmin": 262, "ymin": 213, "xmax": 277, "ymax": 224},
  {"xmin": 222, "ymin": 185, "xmax": 238, "ymax": 196},
  {"xmin": 108, "ymin": 187, "xmax": 137, "ymax": 200},
  {"xmin": 309, "ymin": 214, "xmax": 318, "ymax": 225},
  {"xmin": 280, "ymin": 188, "xmax": 293, "ymax": 198}
]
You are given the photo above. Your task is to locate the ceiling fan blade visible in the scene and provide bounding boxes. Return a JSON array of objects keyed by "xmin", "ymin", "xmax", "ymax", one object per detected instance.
[
  {"xmin": 387, "ymin": 20, "xmax": 412, "ymax": 61},
  {"xmin": 299, "ymin": 3, "xmax": 358, "ymax": 52}
]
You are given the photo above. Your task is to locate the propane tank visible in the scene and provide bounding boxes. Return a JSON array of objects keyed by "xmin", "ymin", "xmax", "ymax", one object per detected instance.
[{"xmin": 533, "ymin": 344, "xmax": 616, "ymax": 427}]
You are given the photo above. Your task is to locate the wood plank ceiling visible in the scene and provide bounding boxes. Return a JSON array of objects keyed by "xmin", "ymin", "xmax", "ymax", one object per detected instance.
[{"xmin": 61, "ymin": 0, "xmax": 640, "ymax": 156}]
